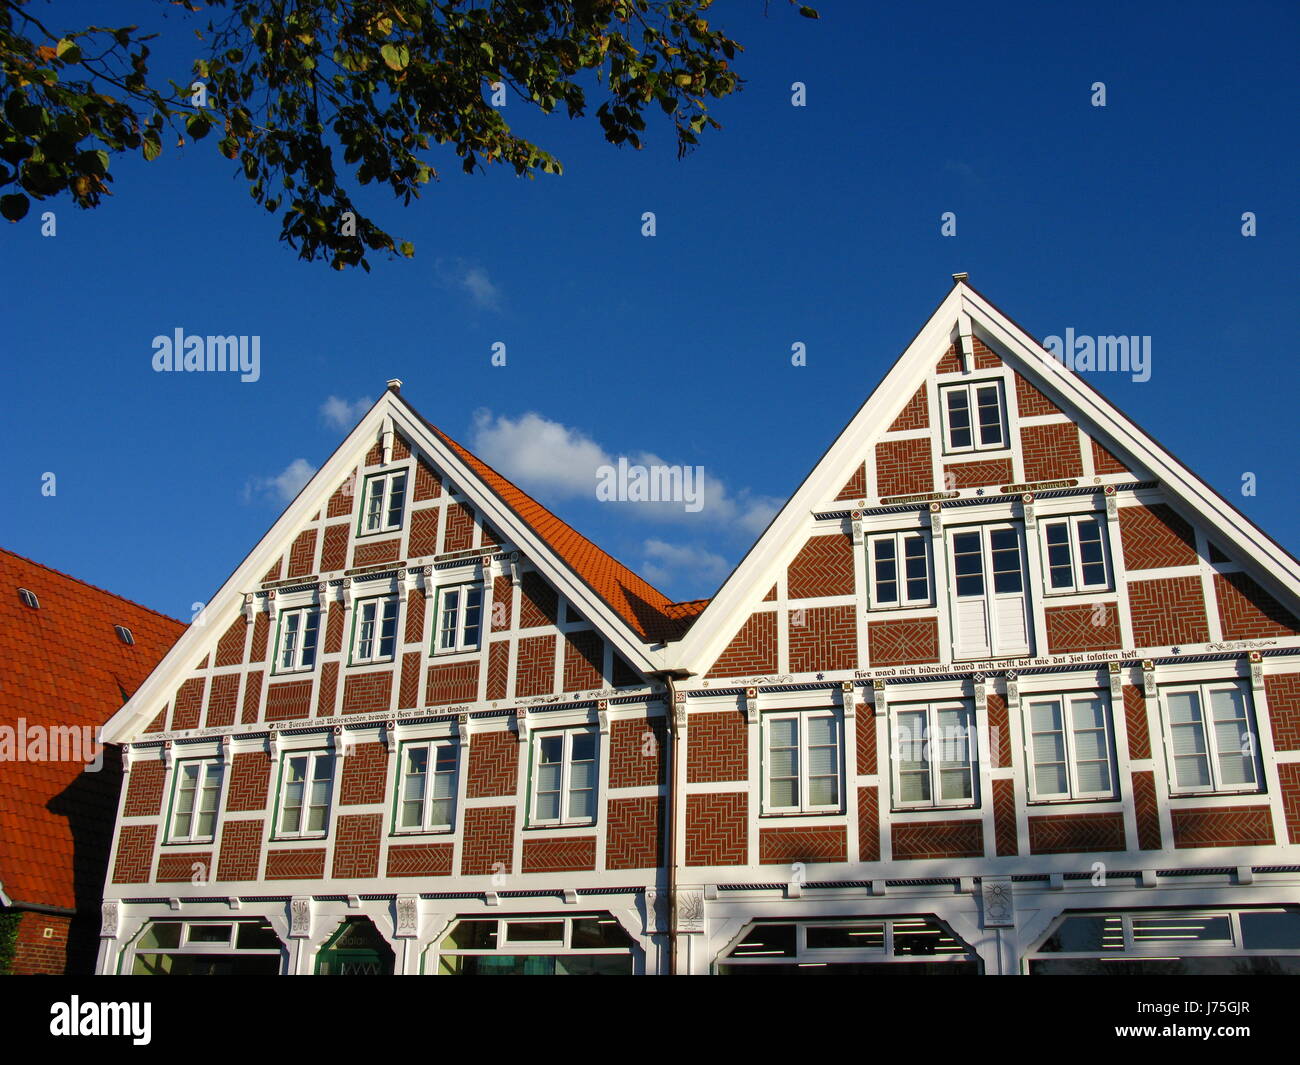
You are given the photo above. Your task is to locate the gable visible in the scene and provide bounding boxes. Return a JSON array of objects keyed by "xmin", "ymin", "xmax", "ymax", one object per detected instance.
[{"xmin": 680, "ymin": 279, "xmax": 1300, "ymax": 677}]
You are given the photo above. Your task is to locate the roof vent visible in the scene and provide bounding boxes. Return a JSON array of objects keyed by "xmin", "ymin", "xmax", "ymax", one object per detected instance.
[
  {"xmin": 952, "ymin": 272, "xmax": 969, "ymax": 284},
  {"xmin": 115, "ymin": 625, "xmax": 135, "ymax": 646},
  {"xmin": 18, "ymin": 587, "xmax": 39, "ymax": 609},
  {"xmin": 386, "ymin": 378, "xmax": 403, "ymax": 393}
]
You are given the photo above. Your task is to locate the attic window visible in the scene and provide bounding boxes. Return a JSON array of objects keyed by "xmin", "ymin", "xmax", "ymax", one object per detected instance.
[
  {"xmin": 115, "ymin": 625, "xmax": 135, "ymax": 646},
  {"xmin": 18, "ymin": 588, "xmax": 39, "ymax": 609}
]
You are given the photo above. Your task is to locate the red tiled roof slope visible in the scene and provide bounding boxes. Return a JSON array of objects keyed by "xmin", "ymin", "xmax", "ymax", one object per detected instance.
[
  {"xmin": 408, "ymin": 400, "xmax": 705, "ymax": 643},
  {"xmin": 0, "ymin": 549, "xmax": 185, "ymax": 911}
]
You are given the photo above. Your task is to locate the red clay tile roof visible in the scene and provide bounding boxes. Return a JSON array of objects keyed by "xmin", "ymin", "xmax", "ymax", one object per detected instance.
[
  {"xmin": 0, "ymin": 549, "xmax": 184, "ymax": 911},
  {"xmin": 405, "ymin": 399, "xmax": 705, "ymax": 644}
]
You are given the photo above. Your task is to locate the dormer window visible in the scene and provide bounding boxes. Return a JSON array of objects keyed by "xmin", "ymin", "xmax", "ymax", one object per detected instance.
[
  {"xmin": 115, "ymin": 625, "xmax": 135, "ymax": 645},
  {"xmin": 359, "ymin": 470, "xmax": 408, "ymax": 535},
  {"xmin": 18, "ymin": 587, "xmax": 39, "ymax": 609},
  {"xmin": 941, "ymin": 380, "xmax": 1006, "ymax": 453}
]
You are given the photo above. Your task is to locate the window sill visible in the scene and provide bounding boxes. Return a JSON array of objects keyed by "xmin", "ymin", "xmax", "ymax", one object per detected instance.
[
  {"xmin": 347, "ymin": 659, "xmax": 396, "ymax": 669},
  {"xmin": 1026, "ymin": 795, "xmax": 1120, "ymax": 807},
  {"xmin": 523, "ymin": 821, "xmax": 597, "ymax": 832},
  {"xmin": 890, "ymin": 804, "xmax": 981, "ymax": 815},
  {"xmin": 271, "ymin": 666, "xmax": 316, "ymax": 678},
  {"xmin": 865, "ymin": 602, "xmax": 934, "ymax": 613},
  {"xmin": 271, "ymin": 834, "xmax": 329, "ymax": 844},
  {"xmin": 760, "ymin": 809, "xmax": 845, "ymax": 819},
  {"xmin": 1167, "ymin": 789, "xmax": 1265, "ymax": 801},
  {"xmin": 162, "ymin": 839, "xmax": 216, "ymax": 848},
  {"xmin": 355, "ymin": 527, "xmax": 404, "ymax": 539},
  {"xmin": 1041, "ymin": 587, "xmax": 1113, "ymax": 599},
  {"xmin": 391, "ymin": 827, "xmax": 453, "ymax": 838},
  {"xmin": 431, "ymin": 646, "xmax": 482, "ymax": 658}
]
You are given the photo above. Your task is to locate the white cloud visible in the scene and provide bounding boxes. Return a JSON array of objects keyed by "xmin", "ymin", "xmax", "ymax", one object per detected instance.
[
  {"xmin": 320, "ymin": 395, "xmax": 373, "ymax": 431},
  {"xmin": 244, "ymin": 458, "xmax": 317, "ymax": 505},
  {"xmin": 436, "ymin": 258, "xmax": 502, "ymax": 311},
  {"xmin": 469, "ymin": 409, "xmax": 782, "ymax": 532},
  {"xmin": 639, "ymin": 539, "xmax": 732, "ymax": 591}
]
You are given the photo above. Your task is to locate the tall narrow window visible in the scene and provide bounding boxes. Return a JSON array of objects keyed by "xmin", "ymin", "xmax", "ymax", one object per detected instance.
[
  {"xmin": 397, "ymin": 741, "xmax": 459, "ymax": 832},
  {"xmin": 530, "ymin": 728, "xmax": 598, "ymax": 826},
  {"xmin": 278, "ymin": 751, "xmax": 334, "ymax": 838},
  {"xmin": 941, "ymin": 380, "xmax": 1006, "ymax": 453},
  {"xmin": 763, "ymin": 710, "xmax": 842, "ymax": 814},
  {"xmin": 948, "ymin": 524, "xmax": 1031, "ymax": 659},
  {"xmin": 1041, "ymin": 516, "xmax": 1110, "ymax": 593},
  {"xmin": 1025, "ymin": 693, "xmax": 1116, "ymax": 800},
  {"xmin": 274, "ymin": 606, "xmax": 320, "ymax": 673},
  {"xmin": 1163, "ymin": 682, "xmax": 1260, "ymax": 794},
  {"xmin": 868, "ymin": 532, "xmax": 931, "ymax": 607},
  {"xmin": 352, "ymin": 596, "xmax": 398, "ymax": 664},
  {"xmin": 892, "ymin": 702, "xmax": 977, "ymax": 808},
  {"xmin": 170, "ymin": 759, "xmax": 224, "ymax": 843},
  {"xmin": 436, "ymin": 585, "xmax": 484, "ymax": 653},
  {"xmin": 359, "ymin": 470, "xmax": 408, "ymax": 535}
]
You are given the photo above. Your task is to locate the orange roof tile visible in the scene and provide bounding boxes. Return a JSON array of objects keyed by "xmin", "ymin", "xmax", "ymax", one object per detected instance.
[
  {"xmin": 407, "ymin": 399, "xmax": 705, "ymax": 644},
  {"xmin": 0, "ymin": 549, "xmax": 184, "ymax": 911}
]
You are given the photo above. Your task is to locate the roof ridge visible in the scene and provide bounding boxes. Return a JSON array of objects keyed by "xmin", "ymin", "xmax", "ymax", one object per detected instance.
[{"xmin": 1, "ymin": 546, "xmax": 186, "ymax": 627}]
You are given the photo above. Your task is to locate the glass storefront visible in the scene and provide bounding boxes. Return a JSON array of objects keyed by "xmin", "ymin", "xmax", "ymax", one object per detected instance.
[
  {"xmin": 129, "ymin": 919, "xmax": 284, "ymax": 975},
  {"xmin": 717, "ymin": 916, "xmax": 981, "ymax": 974},
  {"xmin": 431, "ymin": 914, "xmax": 637, "ymax": 975}
]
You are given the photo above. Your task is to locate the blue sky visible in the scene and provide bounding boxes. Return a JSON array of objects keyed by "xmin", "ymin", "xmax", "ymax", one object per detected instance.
[{"xmin": 3, "ymin": 1, "xmax": 1298, "ymax": 620}]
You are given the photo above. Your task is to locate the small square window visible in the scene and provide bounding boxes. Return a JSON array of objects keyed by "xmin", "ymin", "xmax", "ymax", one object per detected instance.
[
  {"xmin": 358, "ymin": 471, "xmax": 408, "ymax": 535},
  {"xmin": 867, "ymin": 532, "xmax": 932, "ymax": 607},
  {"xmin": 1041, "ymin": 516, "xmax": 1110, "ymax": 593},
  {"xmin": 941, "ymin": 380, "xmax": 1006, "ymax": 454},
  {"xmin": 435, "ymin": 584, "xmax": 484, "ymax": 654},
  {"xmin": 351, "ymin": 596, "xmax": 398, "ymax": 664}
]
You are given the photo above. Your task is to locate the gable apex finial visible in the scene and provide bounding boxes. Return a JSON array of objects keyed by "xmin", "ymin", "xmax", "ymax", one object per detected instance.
[
  {"xmin": 386, "ymin": 378, "xmax": 403, "ymax": 393},
  {"xmin": 952, "ymin": 272, "xmax": 969, "ymax": 285}
]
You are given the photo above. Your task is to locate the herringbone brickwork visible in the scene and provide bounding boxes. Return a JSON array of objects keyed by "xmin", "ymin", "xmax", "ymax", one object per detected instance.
[
  {"xmin": 1124, "ymin": 685, "xmax": 1150, "ymax": 760},
  {"xmin": 987, "ymin": 692, "xmax": 1011, "ymax": 768},
  {"xmin": 888, "ymin": 384, "xmax": 929, "ymax": 431},
  {"xmin": 1091, "ymin": 437, "xmax": 1129, "ymax": 475},
  {"xmin": 835, "ymin": 463, "xmax": 867, "ymax": 502},
  {"xmin": 266, "ymin": 679, "xmax": 313, "ymax": 722},
  {"xmin": 1128, "ymin": 576, "xmax": 1209, "ymax": 647},
  {"xmin": 332, "ymin": 813, "xmax": 382, "ymax": 878},
  {"xmin": 1214, "ymin": 571, "xmax": 1300, "ymax": 640},
  {"xmin": 265, "ymin": 848, "xmax": 326, "ymax": 879},
  {"xmin": 320, "ymin": 522, "xmax": 349, "ymax": 572},
  {"xmin": 687, "ymin": 711, "xmax": 747, "ymax": 783},
  {"xmin": 891, "ymin": 819, "xmax": 983, "ymax": 859},
  {"xmin": 226, "ymin": 751, "xmax": 270, "ymax": 812},
  {"xmin": 1171, "ymin": 805, "xmax": 1274, "ymax": 848},
  {"xmin": 340, "ymin": 742, "xmax": 387, "ymax": 805},
  {"xmin": 409, "ymin": 507, "xmax": 439, "ymax": 558},
  {"xmin": 404, "ymin": 589, "xmax": 425, "ymax": 644},
  {"xmin": 1045, "ymin": 603, "xmax": 1122, "ymax": 653},
  {"xmin": 759, "ymin": 826, "xmax": 846, "ymax": 864},
  {"xmin": 353, "ymin": 537, "xmax": 400, "ymax": 569},
  {"xmin": 250, "ymin": 612, "xmax": 270, "ymax": 663},
  {"xmin": 443, "ymin": 500, "xmax": 476, "ymax": 553},
  {"xmin": 608, "ymin": 715, "xmax": 666, "ymax": 788},
  {"xmin": 519, "ymin": 571, "xmax": 559, "ymax": 628},
  {"xmin": 1278, "ymin": 763, "xmax": 1300, "ymax": 844},
  {"xmin": 316, "ymin": 660, "xmax": 338, "ymax": 716},
  {"xmin": 324, "ymin": 605, "xmax": 344, "ymax": 654},
  {"xmin": 486, "ymin": 640, "xmax": 509, "ymax": 701},
  {"xmin": 460, "ymin": 806, "xmax": 514, "ymax": 875},
  {"xmin": 123, "ymin": 761, "xmax": 165, "ymax": 817},
  {"xmin": 171, "ymin": 676, "xmax": 206, "ymax": 730},
  {"xmin": 413, "ymin": 457, "xmax": 440, "ymax": 501},
  {"xmin": 466, "ymin": 729, "xmax": 517, "ymax": 798},
  {"xmin": 491, "ymin": 575, "xmax": 512, "ymax": 630},
  {"xmin": 607, "ymin": 795, "xmax": 663, "ymax": 869},
  {"xmin": 685, "ymin": 792, "xmax": 747, "ymax": 865},
  {"xmin": 287, "ymin": 529, "xmax": 317, "ymax": 578},
  {"xmin": 705, "ymin": 611, "xmax": 776, "ymax": 678},
  {"xmin": 944, "ymin": 458, "xmax": 1013, "ymax": 490},
  {"xmin": 1021, "ymin": 422, "xmax": 1082, "ymax": 482},
  {"xmin": 155, "ymin": 850, "xmax": 210, "ymax": 883},
  {"xmin": 1266, "ymin": 673, "xmax": 1300, "ymax": 751},
  {"xmin": 215, "ymin": 617, "xmax": 247, "ymax": 667},
  {"xmin": 215, "ymin": 819, "xmax": 262, "ymax": 881},
  {"xmin": 1132, "ymin": 771, "xmax": 1162, "ymax": 850},
  {"xmin": 112, "ymin": 824, "xmax": 155, "ymax": 883},
  {"xmin": 241, "ymin": 670, "xmax": 264, "ymax": 723},
  {"xmin": 858, "ymin": 786, "xmax": 879, "ymax": 860},
  {"xmin": 342, "ymin": 670, "xmax": 392, "ymax": 714},
  {"xmin": 788, "ymin": 604, "xmax": 856, "ymax": 673},
  {"xmin": 868, "ymin": 617, "xmax": 939, "ymax": 666},
  {"xmin": 398, "ymin": 652, "xmax": 422, "ymax": 708},
  {"xmin": 1028, "ymin": 812, "xmax": 1125, "ymax": 854},
  {"xmin": 787, "ymin": 534, "xmax": 855, "ymax": 599},
  {"xmin": 327, "ymin": 473, "xmax": 355, "ymax": 517},
  {"xmin": 856, "ymin": 713, "xmax": 877, "ymax": 775},
  {"xmin": 205, "ymin": 672, "xmax": 240, "ymax": 727},
  {"xmin": 522, "ymin": 836, "xmax": 596, "ymax": 873},
  {"xmin": 876, "ymin": 437, "xmax": 932, "ymax": 498},
  {"xmin": 387, "ymin": 842, "xmax": 453, "ymax": 876},
  {"xmin": 1119, "ymin": 503, "xmax": 1197, "ymax": 570},
  {"xmin": 563, "ymin": 630, "xmax": 604, "ymax": 690},
  {"xmin": 1014, "ymin": 372, "xmax": 1063, "ymax": 418},
  {"xmin": 992, "ymin": 778, "xmax": 1018, "ymax": 856},
  {"xmin": 514, "ymin": 635, "xmax": 555, "ymax": 697}
]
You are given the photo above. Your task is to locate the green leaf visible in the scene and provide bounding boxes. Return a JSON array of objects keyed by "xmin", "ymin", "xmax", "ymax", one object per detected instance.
[
  {"xmin": 399, "ymin": 240, "xmax": 414, "ymax": 257},
  {"xmin": 142, "ymin": 130, "xmax": 162, "ymax": 161},
  {"xmin": 186, "ymin": 112, "xmax": 212, "ymax": 140},
  {"xmin": 1, "ymin": 193, "xmax": 30, "ymax": 221},
  {"xmin": 380, "ymin": 44, "xmax": 410, "ymax": 71},
  {"xmin": 798, "ymin": 5, "xmax": 820, "ymax": 18},
  {"xmin": 55, "ymin": 38, "xmax": 81, "ymax": 60}
]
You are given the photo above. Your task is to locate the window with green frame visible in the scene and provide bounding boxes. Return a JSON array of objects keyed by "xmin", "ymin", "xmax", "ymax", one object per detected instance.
[
  {"xmin": 272, "ymin": 605, "xmax": 320, "ymax": 674},
  {"xmin": 167, "ymin": 758, "xmax": 224, "ymax": 843},
  {"xmin": 350, "ymin": 595, "xmax": 398, "ymax": 664},
  {"xmin": 275, "ymin": 750, "xmax": 334, "ymax": 839},
  {"xmin": 434, "ymin": 584, "xmax": 483, "ymax": 654},
  {"xmin": 358, "ymin": 470, "xmax": 408, "ymax": 535},
  {"xmin": 396, "ymin": 739, "xmax": 459, "ymax": 833}
]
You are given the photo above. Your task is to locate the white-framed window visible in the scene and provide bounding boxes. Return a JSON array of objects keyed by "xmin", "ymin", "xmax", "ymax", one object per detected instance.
[
  {"xmin": 127, "ymin": 919, "xmax": 284, "ymax": 975},
  {"xmin": 168, "ymin": 758, "xmax": 224, "ymax": 843},
  {"xmin": 435, "ymin": 584, "xmax": 484, "ymax": 653},
  {"xmin": 891, "ymin": 701, "xmax": 978, "ymax": 808},
  {"xmin": 1024, "ymin": 692, "xmax": 1116, "ymax": 801},
  {"xmin": 273, "ymin": 606, "xmax": 320, "ymax": 673},
  {"xmin": 1041, "ymin": 515, "xmax": 1110, "ymax": 593},
  {"xmin": 763, "ymin": 710, "xmax": 842, "ymax": 814},
  {"xmin": 397, "ymin": 740, "xmax": 459, "ymax": 832},
  {"xmin": 940, "ymin": 379, "xmax": 1006, "ymax": 453},
  {"xmin": 351, "ymin": 595, "xmax": 398, "ymax": 664},
  {"xmin": 948, "ymin": 523, "xmax": 1031, "ymax": 659},
  {"xmin": 718, "ymin": 917, "xmax": 980, "ymax": 974},
  {"xmin": 359, "ymin": 470, "xmax": 408, "ymax": 535},
  {"xmin": 529, "ymin": 727, "xmax": 598, "ymax": 827},
  {"xmin": 868, "ymin": 532, "xmax": 931, "ymax": 608},
  {"xmin": 276, "ymin": 750, "xmax": 334, "ymax": 838},
  {"xmin": 1162, "ymin": 681, "xmax": 1261, "ymax": 795},
  {"xmin": 432, "ymin": 914, "xmax": 637, "ymax": 975}
]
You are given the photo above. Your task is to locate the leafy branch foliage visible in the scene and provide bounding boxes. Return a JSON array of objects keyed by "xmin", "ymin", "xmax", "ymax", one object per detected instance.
[{"xmin": 1, "ymin": 0, "xmax": 817, "ymax": 269}]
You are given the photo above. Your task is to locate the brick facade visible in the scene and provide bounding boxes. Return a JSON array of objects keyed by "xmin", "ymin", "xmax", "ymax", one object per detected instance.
[
  {"xmin": 686, "ymin": 711, "xmax": 747, "ymax": 783},
  {"xmin": 787, "ymin": 534, "xmax": 855, "ymax": 599},
  {"xmin": 705, "ymin": 612, "xmax": 776, "ymax": 678},
  {"xmin": 788, "ymin": 604, "xmax": 857, "ymax": 673},
  {"xmin": 685, "ymin": 793, "xmax": 747, "ymax": 865},
  {"xmin": 1127, "ymin": 576, "xmax": 1209, "ymax": 647}
]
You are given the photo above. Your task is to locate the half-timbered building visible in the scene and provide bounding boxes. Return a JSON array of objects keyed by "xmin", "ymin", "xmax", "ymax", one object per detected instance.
[{"xmin": 96, "ymin": 278, "xmax": 1300, "ymax": 975}]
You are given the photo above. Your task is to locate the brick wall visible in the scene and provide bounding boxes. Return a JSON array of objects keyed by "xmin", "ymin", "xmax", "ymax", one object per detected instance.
[
  {"xmin": 215, "ymin": 618, "xmax": 247, "ymax": 667},
  {"xmin": 404, "ymin": 589, "xmax": 425, "ymax": 643},
  {"xmin": 466, "ymin": 730, "xmax": 518, "ymax": 798},
  {"xmin": 1127, "ymin": 576, "xmax": 1209, "ymax": 647},
  {"xmin": 241, "ymin": 670, "xmax": 264, "ymax": 723},
  {"xmin": 992, "ymin": 778, "xmax": 1017, "ymax": 856},
  {"xmin": 226, "ymin": 751, "xmax": 271, "ymax": 812},
  {"xmin": 788, "ymin": 604, "xmax": 857, "ymax": 673},
  {"xmin": 486, "ymin": 641, "xmax": 509, "ymax": 701},
  {"xmin": 944, "ymin": 457, "xmax": 1013, "ymax": 490},
  {"xmin": 1214, "ymin": 572, "xmax": 1300, "ymax": 640},
  {"xmin": 858, "ymin": 786, "xmax": 879, "ymax": 861},
  {"xmin": 112, "ymin": 824, "xmax": 156, "ymax": 883},
  {"xmin": 316, "ymin": 661, "xmax": 338, "ymax": 716},
  {"xmin": 1132, "ymin": 772, "xmax": 1163, "ymax": 850},
  {"xmin": 460, "ymin": 806, "xmax": 515, "ymax": 875},
  {"xmin": 266, "ymin": 679, "xmax": 314, "ymax": 722},
  {"xmin": 685, "ymin": 793, "xmax": 747, "ymax": 865},
  {"xmin": 171, "ymin": 677, "xmax": 206, "ymax": 731},
  {"xmin": 10, "ymin": 912, "xmax": 71, "ymax": 975},
  {"xmin": 1027, "ymin": 812, "xmax": 1126, "ymax": 854},
  {"xmin": 409, "ymin": 507, "xmax": 439, "ymax": 558},
  {"xmin": 705, "ymin": 612, "xmax": 776, "ymax": 678},
  {"xmin": 868, "ymin": 617, "xmax": 939, "ymax": 666},
  {"xmin": 1118, "ymin": 503, "xmax": 1197, "ymax": 570},
  {"xmin": 686, "ymin": 711, "xmax": 747, "ymax": 783},
  {"xmin": 1044, "ymin": 603, "xmax": 1122, "ymax": 653},
  {"xmin": 987, "ymin": 692, "xmax": 1011, "ymax": 768},
  {"xmin": 387, "ymin": 842, "xmax": 453, "ymax": 876},
  {"xmin": 608, "ymin": 715, "xmax": 666, "ymax": 788},
  {"xmin": 787, "ymin": 534, "xmax": 855, "ymax": 599},
  {"xmin": 1266, "ymin": 673, "xmax": 1300, "ymax": 751},
  {"xmin": 424, "ymin": 660, "xmax": 478, "ymax": 705},
  {"xmin": 758, "ymin": 826, "xmax": 847, "ymax": 864},
  {"xmin": 123, "ymin": 760, "xmax": 166, "ymax": 817},
  {"xmin": 265, "ymin": 849, "xmax": 326, "ymax": 879},
  {"xmin": 1014, "ymin": 372, "xmax": 1062, "ymax": 418},
  {"xmin": 332, "ymin": 813, "xmax": 383, "ymax": 878},
  {"xmin": 891, "ymin": 820, "xmax": 983, "ymax": 859},
  {"xmin": 889, "ymin": 385, "xmax": 929, "ymax": 431},
  {"xmin": 1171, "ymin": 806, "xmax": 1275, "ymax": 848},
  {"xmin": 1091, "ymin": 437, "xmax": 1129, "ymax": 475},
  {"xmin": 340, "ymin": 742, "xmax": 387, "ymax": 805},
  {"xmin": 1279, "ymin": 763, "xmax": 1300, "ymax": 845},
  {"xmin": 320, "ymin": 523, "xmax": 349, "ymax": 572},
  {"xmin": 876, "ymin": 437, "xmax": 932, "ymax": 498},
  {"xmin": 443, "ymin": 501, "xmax": 476, "ymax": 553},
  {"xmin": 1021, "ymin": 422, "xmax": 1082, "ymax": 482},
  {"xmin": 342, "ymin": 670, "xmax": 392, "ymax": 715},
  {"xmin": 607, "ymin": 795, "xmax": 663, "ymax": 869},
  {"xmin": 216, "ymin": 819, "xmax": 263, "ymax": 881},
  {"xmin": 856, "ymin": 712, "xmax": 877, "ymax": 775},
  {"xmin": 398, "ymin": 652, "xmax": 421, "ymax": 708},
  {"xmin": 250, "ymin": 612, "xmax": 270, "ymax": 662},
  {"xmin": 155, "ymin": 850, "xmax": 210, "ymax": 883},
  {"xmin": 1123, "ymin": 684, "xmax": 1150, "ymax": 760},
  {"xmin": 835, "ymin": 463, "xmax": 867, "ymax": 502},
  {"xmin": 515, "ymin": 635, "xmax": 556, "ymax": 697},
  {"xmin": 205, "ymin": 673, "xmax": 240, "ymax": 728},
  {"xmin": 563, "ymin": 630, "xmax": 604, "ymax": 690},
  {"xmin": 519, "ymin": 571, "xmax": 559, "ymax": 628},
  {"xmin": 413, "ymin": 457, "xmax": 440, "ymax": 501},
  {"xmin": 522, "ymin": 836, "xmax": 596, "ymax": 873},
  {"xmin": 287, "ymin": 529, "xmax": 318, "ymax": 579},
  {"xmin": 353, "ymin": 537, "xmax": 401, "ymax": 569}
]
